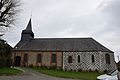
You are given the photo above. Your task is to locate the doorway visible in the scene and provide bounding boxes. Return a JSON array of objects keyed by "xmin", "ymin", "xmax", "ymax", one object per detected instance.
[{"xmin": 15, "ymin": 56, "xmax": 21, "ymax": 66}]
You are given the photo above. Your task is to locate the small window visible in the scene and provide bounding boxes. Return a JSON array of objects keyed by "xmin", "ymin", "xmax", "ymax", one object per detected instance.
[
  {"xmin": 91, "ymin": 55, "xmax": 95, "ymax": 63},
  {"xmin": 37, "ymin": 54, "xmax": 41, "ymax": 63},
  {"xmin": 24, "ymin": 54, "xmax": 28, "ymax": 62},
  {"xmin": 52, "ymin": 54, "xmax": 56, "ymax": 63},
  {"xmin": 78, "ymin": 55, "xmax": 80, "ymax": 63},
  {"xmin": 68, "ymin": 56, "xmax": 72, "ymax": 63},
  {"xmin": 105, "ymin": 54, "xmax": 111, "ymax": 64}
]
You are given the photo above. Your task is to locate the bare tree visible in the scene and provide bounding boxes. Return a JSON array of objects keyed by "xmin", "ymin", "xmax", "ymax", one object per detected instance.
[{"xmin": 0, "ymin": 0, "xmax": 21, "ymax": 28}]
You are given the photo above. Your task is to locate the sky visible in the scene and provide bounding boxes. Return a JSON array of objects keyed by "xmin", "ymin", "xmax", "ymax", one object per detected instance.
[{"xmin": 2, "ymin": 0, "xmax": 120, "ymax": 61}]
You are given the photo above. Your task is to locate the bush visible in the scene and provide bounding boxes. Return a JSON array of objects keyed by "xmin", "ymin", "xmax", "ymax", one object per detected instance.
[
  {"xmin": 6, "ymin": 59, "xmax": 12, "ymax": 67},
  {"xmin": 0, "ymin": 39, "xmax": 12, "ymax": 67},
  {"xmin": 0, "ymin": 58, "xmax": 12, "ymax": 67},
  {"xmin": 0, "ymin": 58, "xmax": 6, "ymax": 67}
]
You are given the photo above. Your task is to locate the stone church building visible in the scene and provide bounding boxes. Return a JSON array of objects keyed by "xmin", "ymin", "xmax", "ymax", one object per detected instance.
[{"xmin": 13, "ymin": 19, "xmax": 116, "ymax": 72}]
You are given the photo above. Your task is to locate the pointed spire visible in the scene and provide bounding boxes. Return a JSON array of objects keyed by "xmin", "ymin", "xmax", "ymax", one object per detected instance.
[
  {"xmin": 26, "ymin": 18, "xmax": 32, "ymax": 30},
  {"xmin": 21, "ymin": 18, "xmax": 34, "ymax": 41}
]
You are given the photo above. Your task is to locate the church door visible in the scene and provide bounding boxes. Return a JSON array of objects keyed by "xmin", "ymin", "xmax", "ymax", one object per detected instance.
[{"xmin": 15, "ymin": 56, "xmax": 21, "ymax": 66}]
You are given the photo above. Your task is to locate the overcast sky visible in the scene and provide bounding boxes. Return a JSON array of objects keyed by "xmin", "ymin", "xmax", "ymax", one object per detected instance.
[{"xmin": 2, "ymin": 0, "xmax": 120, "ymax": 61}]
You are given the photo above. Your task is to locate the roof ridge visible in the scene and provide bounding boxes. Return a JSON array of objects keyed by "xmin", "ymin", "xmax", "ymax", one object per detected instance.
[{"xmin": 33, "ymin": 37, "xmax": 93, "ymax": 40}]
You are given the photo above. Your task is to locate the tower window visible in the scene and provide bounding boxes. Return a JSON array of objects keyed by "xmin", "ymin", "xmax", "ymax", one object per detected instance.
[{"xmin": 37, "ymin": 54, "xmax": 41, "ymax": 63}]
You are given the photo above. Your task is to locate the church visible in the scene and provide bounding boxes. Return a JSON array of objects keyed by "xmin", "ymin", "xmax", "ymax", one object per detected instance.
[{"xmin": 13, "ymin": 19, "xmax": 116, "ymax": 72}]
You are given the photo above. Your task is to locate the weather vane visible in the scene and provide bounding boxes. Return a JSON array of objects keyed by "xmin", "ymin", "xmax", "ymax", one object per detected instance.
[{"xmin": 30, "ymin": 10, "xmax": 32, "ymax": 18}]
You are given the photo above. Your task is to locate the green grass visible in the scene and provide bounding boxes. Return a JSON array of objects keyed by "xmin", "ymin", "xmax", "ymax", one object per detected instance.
[
  {"xmin": 0, "ymin": 67, "xmax": 22, "ymax": 76},
  {"xmin": 32, "ymin": 68, "xmax": 102, "ymax": 80}
]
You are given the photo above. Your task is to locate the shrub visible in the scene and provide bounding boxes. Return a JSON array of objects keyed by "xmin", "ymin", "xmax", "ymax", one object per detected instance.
[
  {"xmin": 0, "ymin": 58, "xmax": 12, "ymax": 67},
  {"xmin": 0, "ymin": 58, "xmax": 6, "ymax": 67},
  {"xmin": 0, "ymin": 39, "xmax": 12, "ymax": 67}
]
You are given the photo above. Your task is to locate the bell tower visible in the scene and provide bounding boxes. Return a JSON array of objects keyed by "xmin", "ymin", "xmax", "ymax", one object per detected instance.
[{"xmin": 21, "ymin": 18, "xmax": 34, "ymax": 41}]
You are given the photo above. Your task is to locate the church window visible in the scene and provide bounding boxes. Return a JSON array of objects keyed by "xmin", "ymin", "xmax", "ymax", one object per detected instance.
[
  {"xmin": 105, "ymin": 54, "xmax": 111, "ymax": 64},
  {"xmin": 24, "ymin": 54, "xmax": 28, "ymax": 63},
  {"xmin": 37, "ymin": 54, "xmax": 41, "ymax": 63},
  {"xmin": 52, "ymin": 54, "xmax": 56, "ymax": 63},
  {"xmin": 91, "ymin": 55, "xmax": 95, "ymax": 63},
  {"xmin": 78, "ymin": 55, "xmax": 80, "ymax": 63},
  {"xmin": 68, "ymin": 56, "xmax": 72, "ymax": 63}
]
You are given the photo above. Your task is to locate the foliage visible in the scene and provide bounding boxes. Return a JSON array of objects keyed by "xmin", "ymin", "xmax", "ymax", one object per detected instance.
[
  {"xmin": 0, "ymin": 0, "xmax": 21, "ymax": 31},
  {"xmin": 32, "ymin": 68, "xmax": 102, "ymax": 80},
  {"xmin": 0, "ymin": 39, "xmax": 12, "ymax": 67}
]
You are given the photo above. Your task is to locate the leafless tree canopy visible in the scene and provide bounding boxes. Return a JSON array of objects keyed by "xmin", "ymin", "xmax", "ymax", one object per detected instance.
[{"xmin": 0, "ymin": 0, "xmax": 20, "ymax": 28}]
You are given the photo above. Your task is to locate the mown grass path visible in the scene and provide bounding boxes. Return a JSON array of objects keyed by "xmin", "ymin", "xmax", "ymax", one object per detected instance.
[{"xmin": 32, "ymin": 68, "xmax": 102, "ymax": 80}]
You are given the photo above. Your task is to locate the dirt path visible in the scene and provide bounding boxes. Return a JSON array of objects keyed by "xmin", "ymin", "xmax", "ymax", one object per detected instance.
[{"xmin": 0, "ymin": 68, "xmax": 76, "ymax": 80}]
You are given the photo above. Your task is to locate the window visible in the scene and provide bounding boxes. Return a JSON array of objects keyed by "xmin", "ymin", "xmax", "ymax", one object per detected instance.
[
  {"xmin": 68, "ymin": 56, "xmax": 72, "ymax": 63},
  {"xmin": 24, "ymin": 54, "xmax": 28, "ymax": 62},
  {"xmin": 52, "ymin": 54, "xmax": 56, "ymax": 63},
  {"xmin": 37, "ymin": 54, "xmax": 41, "ymax": 63},
  {"xmin": 105, "ymin": 54, "xmax": 111, "ymax": 64},
  {"xmin": 78, "ymin": 55, "xmax": 80, "ymax": 63},
  {"xmin": 91, "ymin": 55, "xmax": 95, "ymax": 63}
]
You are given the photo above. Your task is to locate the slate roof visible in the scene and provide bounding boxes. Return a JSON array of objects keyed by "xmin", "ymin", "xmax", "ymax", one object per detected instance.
[{"xmin": 15, "ymin": 38, "xmax": 113, "ymax": 52}]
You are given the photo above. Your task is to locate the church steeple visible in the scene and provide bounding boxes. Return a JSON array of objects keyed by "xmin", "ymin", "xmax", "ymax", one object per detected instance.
[
  {"xmin": 26, "ymin": 18, "xmax": 32, "ymax": 30},
  {"xmin": 21, "ymin": 18, "xmax": 34, "ymax": 41}
]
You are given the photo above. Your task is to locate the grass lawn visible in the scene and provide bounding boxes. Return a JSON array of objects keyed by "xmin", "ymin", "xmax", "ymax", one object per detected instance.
[
  {"xmin": 0, "ymin": 67, "xmax": 22, "ymax": 76},
  {"xmin": 32, "ymin": 68, "xmax": 102, "ymax": 80}
]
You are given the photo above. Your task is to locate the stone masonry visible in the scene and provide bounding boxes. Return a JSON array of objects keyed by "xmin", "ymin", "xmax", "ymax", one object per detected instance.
[{"xmin": 63, "ymin": 52, "xmax": 116, "ymax": 72}]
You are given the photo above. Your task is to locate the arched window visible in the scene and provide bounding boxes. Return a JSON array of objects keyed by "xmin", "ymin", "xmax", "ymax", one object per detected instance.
[
  {"xmin": 52, "ymin": 54, "xmax": 56, "ymax": 63},
  {"xmin": 68, "ymin": 56, "xmax": 72, "ymax": 63},
  {"xmin": 105, "ymin": 54, "xmax": 111, "ymax": 64},
  {"xmin": 91, "ymin": 55, "xmax": 95, "ymax": 63},
  {"xmin": 37, "ymin": 54, "xmax": 41, "ymax": 63},
  {"xmin": 24, "ymin": 54, "xmax": 28, "ymax": 63},
  {"xmin": 78, "ymin": 55, "xmax": 80, "ymax": 63}
]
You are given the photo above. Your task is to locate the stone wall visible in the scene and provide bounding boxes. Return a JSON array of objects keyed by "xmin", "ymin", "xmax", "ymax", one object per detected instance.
[
  {"xmin": 63, "ymin": 52, "xmax": 116, "ymax": 72},
  {"xmin": 27, "ymin": 52, "xmax": 37, "ymax": 66},
  {"xmin": 41, "ymin": 52, "xmax": 51, "ymax": 67},
  {"xmin": 13, "ymin": 51, "xmax": 116, "ymax": 72},
  {"xmin": 56, "ymin": 52, "xmax": 63, "ymax": 68},
  {"xmin": 13, "ymin": 51, "xmax": 63, "ymax": 68},
  {"xmin": 100, "ymin": 52, "xmax": 117, "ymax": 71}
]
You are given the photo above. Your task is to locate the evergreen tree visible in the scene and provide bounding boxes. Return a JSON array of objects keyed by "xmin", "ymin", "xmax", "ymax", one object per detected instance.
[{"xmin": 0, "ymin": 39, "xmax": 12, "ymax": 67}]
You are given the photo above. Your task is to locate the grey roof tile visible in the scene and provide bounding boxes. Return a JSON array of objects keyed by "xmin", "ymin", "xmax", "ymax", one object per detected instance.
[{"xmin": 15, "ymin": 38, "xmax": 113, "ymax": 53}]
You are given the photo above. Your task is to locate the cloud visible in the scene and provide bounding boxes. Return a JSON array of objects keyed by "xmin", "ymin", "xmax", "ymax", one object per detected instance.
[
  {"xmin": 95, "ymin": 0, "xmax": 120, "ymax": 60},
  {"xmin": 30, "ymin": 0, "xmax": 104, "ymax": 37},
  {"xmin": 102, "ymin": 0, "xmax": 120, "ymax": 31}
]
